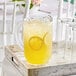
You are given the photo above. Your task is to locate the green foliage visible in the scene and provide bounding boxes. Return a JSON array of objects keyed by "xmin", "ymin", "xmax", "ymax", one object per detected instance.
[
  {"xmin": 30, "ymin": 2, "xmax": 33, "ymax": 9},
  {"xmin": 21, "ymin": 3, "xmax": 33, "ymax": 9},
  {"xmin": 12, "ymin": 0, "xmax": 33, "ymax": 9},
  {"xmin": 64, "ymin": 0, "xmax": 74, "ymax": 4},
  {"xmin": 70, "ymin": 0, "xmax": 74, "ymax": 4}
]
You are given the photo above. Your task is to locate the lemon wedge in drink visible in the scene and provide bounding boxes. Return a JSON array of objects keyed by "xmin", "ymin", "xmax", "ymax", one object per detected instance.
[
  {"xmin": 29, "ymin": 36, "xmax": 43, "ymax": 50},
  {"xmin": 29, "ymin": 33, "xmax": 48, "ymax": 50}
]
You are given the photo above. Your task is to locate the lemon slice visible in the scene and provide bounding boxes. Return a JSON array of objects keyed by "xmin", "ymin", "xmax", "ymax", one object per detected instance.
[
  {"xmin": 29, "ymin": 36, "xmax": 43, "ymax": 50},
  {"xmin": 29, "ymin": 32, "xmax": 48, "ymax": 50}
]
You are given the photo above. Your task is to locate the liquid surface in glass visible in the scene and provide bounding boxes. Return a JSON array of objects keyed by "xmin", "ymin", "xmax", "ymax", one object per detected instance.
[{"xmin": 23, "ymin": 19, "xmax": 52, "ymax": 64}]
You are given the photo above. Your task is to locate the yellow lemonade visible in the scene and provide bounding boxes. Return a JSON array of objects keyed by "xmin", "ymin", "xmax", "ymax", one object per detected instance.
[{"xmin": 23, "ymin": 19, "xmax": 52, "ymax": 64}]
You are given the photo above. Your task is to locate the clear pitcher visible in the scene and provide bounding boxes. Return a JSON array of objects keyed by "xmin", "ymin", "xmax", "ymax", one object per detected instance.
[{"xmin": 16, "ymin": 0, "xmax": 53, "ymax": 65}]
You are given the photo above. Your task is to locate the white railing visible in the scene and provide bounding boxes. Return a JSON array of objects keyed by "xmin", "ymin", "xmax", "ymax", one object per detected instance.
[
  {"xmin": 0, "ymin": 1, "xmax": 25, "ymax": 62},
  {"xmin": 58, "ymin": 0, "xmax": 76, "ymax": 19},
  {"xmin": 56, "ymin": 0, "xmax": 76, "ymax": 41},
  {"xmin": 55, "ymin": 0, "xmax": 76, "ymax": 61},
  {"xmin": 1, "ymin": 1, "xmax": 25, "ymax": 46}
]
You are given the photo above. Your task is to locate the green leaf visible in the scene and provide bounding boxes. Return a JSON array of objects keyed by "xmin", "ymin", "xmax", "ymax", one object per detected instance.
[
  {"xmin": 64, "ymin": 0, "xmax": 74, "ymax": 4},
  {"xmin": 22, "ymin": 4, "xmax": 25, "ymax": 7},
  {"xmin": 64, "ymin": 0, "xmax": 68, "ymax": 2},
  {"xmin": 70, "ymin": 0, "xmax": 74, "ymax": 4},
  {"xmin": 30, "ymin": 3, "xmax": 33, "ymax": 9},
  {"xmin": 12, "ymin": 0, "xmax": 33, "ymax": 9}
]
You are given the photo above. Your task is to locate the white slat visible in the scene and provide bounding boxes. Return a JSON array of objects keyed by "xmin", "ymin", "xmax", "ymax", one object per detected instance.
[
  {"xmin": 58, "ymin": 0, "xmax": 63, "ymax": 18},
  {"xmin": 3, "ymin": 0, "xmax": 7, "ymax": 46},
  {"xmin": 67, "ymin": 0, "xmax": 71, "ymax": 18},
  {"xmin": 0, "ymin": 1, "xmax": 24, "ymax": 5},
  {"xmin": 12, "ymin": 2, "xmax": 16, "ymax": 33}
]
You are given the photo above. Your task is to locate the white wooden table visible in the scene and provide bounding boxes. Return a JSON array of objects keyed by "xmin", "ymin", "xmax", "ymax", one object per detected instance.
[{"xmin": 1, "ymin": 44, "xmax": 76, "ymax": 76}]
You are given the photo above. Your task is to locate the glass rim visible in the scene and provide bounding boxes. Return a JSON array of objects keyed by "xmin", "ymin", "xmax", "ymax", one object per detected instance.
[{"xmin": 24, "ymin": 15, "xmax": 53, "ymax": 22}]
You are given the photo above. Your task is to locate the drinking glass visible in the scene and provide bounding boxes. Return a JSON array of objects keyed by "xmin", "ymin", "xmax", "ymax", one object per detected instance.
[{"xmin": 23, "ymin": 15, "xmax": 52, "ymax": 65}]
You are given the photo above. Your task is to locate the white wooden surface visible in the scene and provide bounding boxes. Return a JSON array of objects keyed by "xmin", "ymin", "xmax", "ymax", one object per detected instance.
[{"xmin": 2, "ymin": 45, "xmax": 76, "ymax": 76}]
